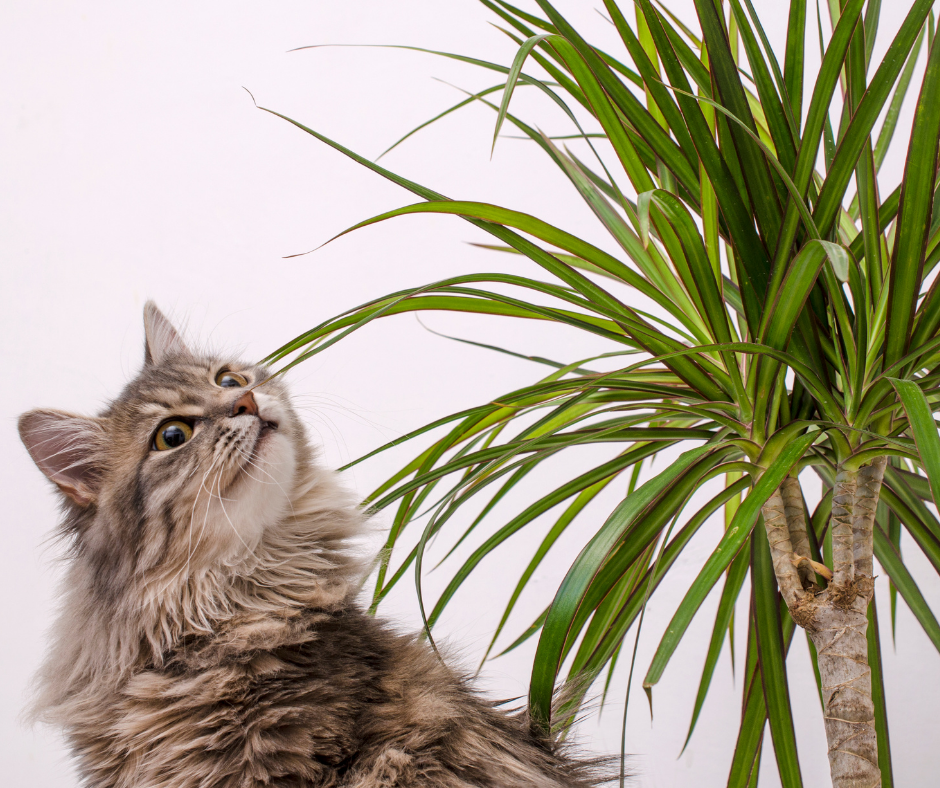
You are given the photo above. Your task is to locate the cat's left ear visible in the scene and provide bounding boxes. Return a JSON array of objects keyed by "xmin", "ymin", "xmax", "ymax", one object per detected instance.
[
  {"xmin": 18, "ymin": 410, "xmax": 106, "ymax": 507},
  {"xmin": 143, "ymin": 301, "xmax": 189, "ymax": 365}
]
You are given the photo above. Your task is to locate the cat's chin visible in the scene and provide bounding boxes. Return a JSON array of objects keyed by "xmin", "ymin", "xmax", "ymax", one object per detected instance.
[
  {"xmin": 221, "ymin": 430, "xmax": 297, "ymax": 554},
  {"xmin": 244, "ymin": 419, "xmax": 280, "ymax": 465}
]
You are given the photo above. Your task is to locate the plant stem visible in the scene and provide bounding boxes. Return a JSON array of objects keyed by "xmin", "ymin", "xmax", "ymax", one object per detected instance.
[
  {"xmin": 853, "ymin": 456, "xmax": 887, "ymax": 582},
  {"xmin": 760, "ymin": 488, "xmax": 808, "ymax": 609},
  {"xmin": 794, "ymin": 459, "xmax": 884, "ymax": 787},
  {"xmin": 808, "ymin": 594, "xmax": 881, "ymax": 787},
  {"xmin": 766, "ymin": 462, "xmax": 885, "ymax": 786},
  {"xmin": 781, "ymin": 475, "xmax": 815, "ymax": 587},
  {"xmin": 831, "ymin": 465, "xmax": 859, "ymax": 591}
]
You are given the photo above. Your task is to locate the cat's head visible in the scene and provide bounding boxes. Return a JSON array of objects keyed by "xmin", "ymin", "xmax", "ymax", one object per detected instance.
[{"xmin": 18, "ymin": 303, "xmax": 306, "ymax": 599}]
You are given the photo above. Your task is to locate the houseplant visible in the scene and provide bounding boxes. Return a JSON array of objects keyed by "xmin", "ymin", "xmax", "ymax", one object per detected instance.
[{"xmin": 260, "ymin": 1, "xmax": 940, "ymax": 785}]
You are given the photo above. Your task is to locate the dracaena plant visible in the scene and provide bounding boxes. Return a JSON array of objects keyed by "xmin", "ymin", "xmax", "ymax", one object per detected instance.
[{"xmin": 256, "ymin": 0, "xmax": 940, "ymax": 785}]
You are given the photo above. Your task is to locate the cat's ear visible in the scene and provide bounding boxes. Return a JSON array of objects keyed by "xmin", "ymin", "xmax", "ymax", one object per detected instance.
[
  {"xmin": 143, "ymin": 301, "xmax": 189, "ymax": 366},
  {"xmin": 18, "ymin": 410, "xmax": 106, "ymax": 507}
]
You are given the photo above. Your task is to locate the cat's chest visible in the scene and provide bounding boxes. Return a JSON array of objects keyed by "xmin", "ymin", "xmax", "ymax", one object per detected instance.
[{"xmin": 75, "ymin": 638, "xmax": 381, "ymax": 788}]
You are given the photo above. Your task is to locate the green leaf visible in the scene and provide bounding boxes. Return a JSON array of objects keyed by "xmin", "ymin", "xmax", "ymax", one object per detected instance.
[
  {"xmin": 482, "ymin": 475, "xmax": 619, "ymax": 666},
  {"xmin": 636, "ymin": 0, "xmax": 771, "ymax": 334},
  {"xmin": 643, "ymin": 431, "xmax": 819, "ymax": 689},
  {"xmin": 600, "ymin": 2, "xmax": 699, "ymax": 170},
  {"xmin": 528, "ymin": 445, "xmax": 714, "ymax": 731},
  {"xmin": 541, "ymin": 48, "xmax": 656, "ymax": 196},
  {"xmin": 570, "ymin": 473, "xmax": 755, "ymax": 684},
  {"xmin": 323, "ymin": 201, "xmax": 633, "ymax": 317},
  {"xmin": 886, "ymin": 466, "xmax": 932, "ymax": 501},
  {"xmin": 661, "ymin": 84, "xmax": 821, "ymax": 242},
  {"xmin": 770, "ymin": 0, "xmax": 865, "ymax": 275},
  {"xmin": 557, "ymin": 444, "xmax": 734, "ymax": 664},
  {"xmin": 729, "ymin": 0, "xmax": 798, "ymax": 173},
  {"xmin": 323, "ymin": 199, "xmax": 733, "ymax": 398},
  {"xmin": 783, "ymin": 0, "xmax": 807, "ymax": 123},
  {"xmin": 813, "ymin": 0, "xmax": 935, "ymax": 243},
  {"xmin": 684, "ymin": 545, "xmax": 750, "ymax": 750},
  {"xmin": 533, "ymin": 0, "xmax": 701, "ymax": 193},
  {"xmin": 888, "ymin": 378, "xmax": 940, "ymax": 508},
  {"xmin": 726, "ymin": 614, "xmax": 779, "ymax": 788},
  {"xmin": 649, "ymin": 3, "xmax": 711, "ymax": 92},
  {"xmin": 426, "ymin": 450, "xmax": 649, "ymax": 629},
  {"xmin": 541, "ymin": 143, "xmax": 704, "ymax": 334},
  {"xmin": 492, "ymin": 34, "xmax": 554, "ymax": 155},
  {"xmin": 495, "ymin": 607, "xmax": 549, "ymax": 658},
  {"xmin": 490, "ymin": 0, "xmax": 646, "ymax": 88},
  {"xmin": 868, "ymin": 597, "xmax": 895, "ymax": 787},
  {"xmin": 727, "ymin": 675, "xmax": 766, "ymax": 788},
  {"xmin": 897, "ymin": 31, "xmax": 940, "ymax": 354},
  {"xmin": 874, "ymin": 24, "xmax": 927, "ymax": 171},
  {"xmin": 637, "ymin": 190, "xmax": 654, "ymax": 250},
  {"xmin": 879, "ymin": 470, "xmax": 940, "ymax": 575},
  {"xmin": 761, "ymin": 242, "xmax": 840, "ymax": 347},
  {"xmin": 377, "ymin": 82, "xmax": 505, "ymax": 161},
  {"xmin": 693, "ymin": 0, "xmax": 783, "ymax": 251},
  {"xmin": 873, "ymin": 524, "xmax": 940, "ymax": 654},
  {"xmin": 753, "ymin": 242, "xmax": 844, "ymax": 428},
  {"xmin": 752, "ymin": 516, "xmax": 804, "ymax": 788},
  {"xmin": 650, "ymin": 191, "xmax": 736, "ymax": 345}
]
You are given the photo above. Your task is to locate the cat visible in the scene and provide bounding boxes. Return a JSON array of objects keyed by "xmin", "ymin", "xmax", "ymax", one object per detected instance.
[{"xmin": 18, "ymin": 302, "xmax": 612, "ymax": 788}]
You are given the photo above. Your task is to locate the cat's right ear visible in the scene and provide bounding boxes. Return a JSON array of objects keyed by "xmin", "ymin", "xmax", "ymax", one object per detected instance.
[
  {"xmin": 143, "ymin": 301, "xmax": 189, "ymax": 366},
  {"xmin": 18, "ymin": 410, "xmax": 106, "ymax": 507}
]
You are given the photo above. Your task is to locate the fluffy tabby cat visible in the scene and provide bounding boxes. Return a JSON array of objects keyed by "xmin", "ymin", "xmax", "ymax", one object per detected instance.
[{"xmin": 18, "ymin": 303, "xmax": 610, "ymax": 788}]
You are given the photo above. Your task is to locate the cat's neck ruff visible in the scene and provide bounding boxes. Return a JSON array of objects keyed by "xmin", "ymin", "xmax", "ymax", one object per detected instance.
[{"xmin": 31, "ymin": 458, "xmax": 369, "ymax": 724}]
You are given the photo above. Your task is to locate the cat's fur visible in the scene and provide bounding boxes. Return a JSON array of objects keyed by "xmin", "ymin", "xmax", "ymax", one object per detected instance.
[{"xmin": 18, "ymin": 303, "xmax": 611, "ymax": 788}]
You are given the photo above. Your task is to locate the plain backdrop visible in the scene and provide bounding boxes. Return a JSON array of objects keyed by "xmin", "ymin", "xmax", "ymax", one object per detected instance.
[{"xmin": 2, "ymin": 2, "xmax": 938, "ymax": 786}]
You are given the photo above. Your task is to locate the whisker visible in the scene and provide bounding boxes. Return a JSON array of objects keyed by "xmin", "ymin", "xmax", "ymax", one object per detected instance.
[
  {"xmin": 161, "ymin": 446, "xmax": 226, "ymax": 593},
  {"xmin": 189, "ymin": 466, "xmax": 224, "ymax": 562},
  {"xmin": 232, "ymin": 442, "xmax": 297, "ymax": 521},
  {"xmin": 152, "ymin": 451, "xmax": 222, "ymax": 597},
  {"xmin": 216, "ymin": 466, "xmax": 259, "ymax": 563}
]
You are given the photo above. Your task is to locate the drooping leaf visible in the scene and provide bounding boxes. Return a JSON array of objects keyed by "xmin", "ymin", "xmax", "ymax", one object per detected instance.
[
  {"xmin": 644, "ymin": 431, "xmax": 818, "ymax": 690},
  {"xmin": 752, "ymin": 516, "xmax": 804, "ymax": 788},
  {"xmin": 889, "ymin": 378, "xmax": 940, "ymax": 508},
  {"xmin": 529, "ymin": 445, "xmax": 716, "ymax": 730}
]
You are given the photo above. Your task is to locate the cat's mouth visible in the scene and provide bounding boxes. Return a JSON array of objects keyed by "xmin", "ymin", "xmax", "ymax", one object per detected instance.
[
  {"xmin": 245, "ymin": 418, "xmax": 279, "ymax": 461},
  {"xmin": 221, "ymin": 420, "xmax": 281, "ymax": 495}
]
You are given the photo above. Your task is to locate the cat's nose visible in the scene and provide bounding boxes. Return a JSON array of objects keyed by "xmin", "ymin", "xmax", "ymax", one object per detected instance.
[{"xmin": 231, "ymin": 391, "xmax": 259, "ymax": 418}]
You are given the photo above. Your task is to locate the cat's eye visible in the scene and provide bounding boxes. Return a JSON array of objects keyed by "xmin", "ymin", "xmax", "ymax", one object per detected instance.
[
  {"xmin": 153, "ymin": 419, "xmax": 194, "ymax": 451},
  {"xmin": 215, "ymin": 370, "xmax": 247, "ymax": 388}
]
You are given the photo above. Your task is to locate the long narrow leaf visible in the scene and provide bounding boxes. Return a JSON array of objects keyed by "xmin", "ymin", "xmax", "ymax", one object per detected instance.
[
  {"xmin": 889, "ymin": 378, "xmax": 940, "ymax": 507},
  {"xmin": 643, "ymin": 431, "xmax": 819, "ymax": 690},
  {"xmin": 873, "ymin": 524, "xmax": 940, "ymax": 654},
  {"xmin": 529, "ymin": 445, "xmax": 714, "ymax": 730},
  {"xmin": 752, "ymin": 515, "xmax": 804, "ymax": 788}
]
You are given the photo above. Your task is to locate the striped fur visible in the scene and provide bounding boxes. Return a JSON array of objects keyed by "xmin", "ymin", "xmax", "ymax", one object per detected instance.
[{"xmin": 18, "ymin": 303, "xmax": 613, "ymax": 787}]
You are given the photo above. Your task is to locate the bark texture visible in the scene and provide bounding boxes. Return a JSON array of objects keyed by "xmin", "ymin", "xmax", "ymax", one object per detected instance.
[
  {"xmin": 760, "ymin": 488, "xmax": 809, "ymax": 610},
  {"xmin": 831, "ymin": 466, "xmax": 859, "ymax": 592},
  {"xmin": 768, "ymin": 459, "xmax": 887, "ymax": 788},
  {"xmin": 807, "ymin": 591, "xmax": 880, "ymax": 788},
  {"xmin": 852, "ymin": 457, "xmax": 887, "ymax": 581},
  {"xmin": 781, "ymin": 475, "xmax": 815, "ymax": 587}
]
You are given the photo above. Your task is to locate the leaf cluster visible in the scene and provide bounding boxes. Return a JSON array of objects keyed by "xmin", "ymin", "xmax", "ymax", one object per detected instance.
[{"xmin": 260, "ymin": 1, "xmax": 940, "ymax": 784}]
